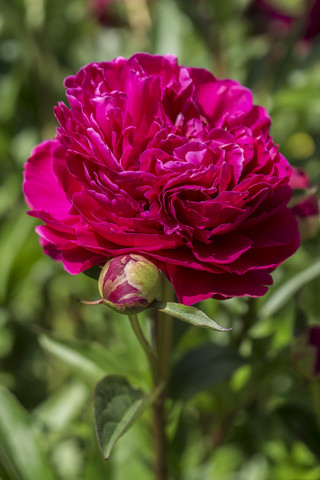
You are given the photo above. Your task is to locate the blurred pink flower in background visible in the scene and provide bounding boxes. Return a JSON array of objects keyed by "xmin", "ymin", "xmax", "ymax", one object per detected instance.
[
  {"xmin": 290, "ymin": 167, "xmax": 319, "ymax": 240},
  {"xmin": 90, "ymin": 0, "xmax": 126, "ymax": 27},
  {"xmin": 249, "ymin": 0, "xmax": 320, "ymax": 41}
]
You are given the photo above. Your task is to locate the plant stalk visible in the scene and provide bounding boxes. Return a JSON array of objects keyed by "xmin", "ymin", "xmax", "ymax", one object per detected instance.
[
  {"xmin": 152, "ymin": 278, "xmax": 175, "ymax": 480},
  {"xmin": 153, "ymin": 395, "xmax": 168, "ymax": 480},
  {"xmin": 128, "ymin": 314, "xmax": 158, "ymax": 382},
  {"xmin": 128, "ymin": 278, "xmax": 175, "ymax": 480}
]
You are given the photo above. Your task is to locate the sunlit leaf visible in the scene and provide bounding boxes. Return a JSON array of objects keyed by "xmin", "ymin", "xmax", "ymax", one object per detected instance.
[
  {"xmin": 152, "ymin": 301, "xmax": 231, "ymax": 332},
  {"xmin": 260, "ymin": 258, "xmax": 320, "ymax": 318}
]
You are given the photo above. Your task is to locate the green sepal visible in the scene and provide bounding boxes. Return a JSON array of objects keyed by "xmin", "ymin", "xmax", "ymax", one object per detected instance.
[
  {"xmin": 94, "ymin": 375, "xmax": 163, "ymax": 460},
  {"xmin": 83, "ymin": 265, "xmax": 102, "ymax": 280},
  {"xmin": 151, "ymin": 300, "xmax": 231, "ymax": 332}
]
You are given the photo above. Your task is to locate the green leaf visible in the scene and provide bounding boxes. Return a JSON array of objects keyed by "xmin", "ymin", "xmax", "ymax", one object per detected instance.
[
  {"xmin": 94, "ymin": 375, "xmax": 163, "ymax": 459},
  {"xmin": 0, "ymin": 210, "xmax": 35, "ymax": 303},
  {"xmin": 260, "ymin": 258, "xmax": 320, "ymax": 318},
  {"xmin": 0, "ymin": 386, "xmax": 55, "ymax": 480},
  {"xmin": 34, "ymin": 379, "xmax": 90, "ymax": 431},
  {"xmin": 169, "ymin": 343, "xmax": 244, "ymax": 400},
  {"xmin": 152, "ymin": 301, "xmax": 231, "ymax": 332}
]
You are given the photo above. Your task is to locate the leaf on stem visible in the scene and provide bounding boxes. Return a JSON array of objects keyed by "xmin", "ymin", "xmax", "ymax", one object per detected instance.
[
  {"xmin": 152, "ymin": 301, "xmax": 231, "ymax": 332},
  {"xmin": 94, "ymin": 375, "xmax": 163, "ymax": 459}
]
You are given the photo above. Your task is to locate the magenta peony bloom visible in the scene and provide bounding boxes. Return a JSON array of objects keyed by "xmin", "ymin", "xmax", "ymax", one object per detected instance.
[{"xmin": 23, "ymin": 54, "xmax": 300, "ymax": 305}]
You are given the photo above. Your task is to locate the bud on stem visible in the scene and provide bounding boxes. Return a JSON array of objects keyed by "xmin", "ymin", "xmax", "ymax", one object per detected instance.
[{"xmin": 98, "ymin": 254, "xmax": 161, "ymax": 314}]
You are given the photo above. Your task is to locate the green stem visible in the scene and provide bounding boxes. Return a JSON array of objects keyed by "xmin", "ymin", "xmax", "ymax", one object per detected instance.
[
  {"xmin": 128, "ymin": 314, "xmax": 158, "ymax": 382},
  {"xmin": 152, "ymin": 278, "xmax": 175, "ymax": 480},
  {"xmin": 155, "ymin": 277, "xmax": 176, "ymax": 382},
  {"xmin": 156, "ymin": 314, "xmax": 173, "ymax": 382},
  {"xmin": 128, "ymin": 279, "xmax": 175, "ymax": 480},
  {"xmin": 153, "ymin": 397, "xmax": 168, "ymax": 480}
]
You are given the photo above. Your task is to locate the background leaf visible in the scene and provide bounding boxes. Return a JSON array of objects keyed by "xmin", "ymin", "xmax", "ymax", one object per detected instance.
[
  {"xmin": 277, "ymin": 403, "xmax": 320, "ymax": 459},
  {"xmin": 169, "ymin": 342, "xmax": 244, "ymax": 400},
  {"xmin": 260, "ymin": 258, "xmax": 320, "ymax": 318},
  {"xmin": 33, "ymin": 379, "xmax": 90, "ymax": 432},
  {"xmin": 38, "ymin": 333, "xmax": 132, "ymax": 384},
  {"xmin": 0, "ymin": 385, "xmax": 55, "ymax": 480}
]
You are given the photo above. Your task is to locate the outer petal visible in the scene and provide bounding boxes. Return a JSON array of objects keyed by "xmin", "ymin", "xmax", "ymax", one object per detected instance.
[
  {"xmin": 187, "ymin": 68, "xmax": 253, "ymax": 126},
  {"xmin": 168, "ymin": 265, "xmax": 273, "ymax": 305},
  {"xmin": 23, "ymin": 140, "xmax": 72, "ymax": 219}
]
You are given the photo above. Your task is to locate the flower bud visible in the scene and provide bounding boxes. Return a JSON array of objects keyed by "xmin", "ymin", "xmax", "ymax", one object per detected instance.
[
  {"xmin": 292, "ymin": 326, "xmax": 320, "ymax": 380},
  {"xmin": 98, "ymin": 254, "xmax": 161, "ymax": 314}
]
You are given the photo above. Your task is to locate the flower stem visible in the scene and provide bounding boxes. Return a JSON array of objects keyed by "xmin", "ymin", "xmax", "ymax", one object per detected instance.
[
  {"xmin": 128, "ymin": 278, "xmax": 175, "ymax": 480},
  {"xmin": 152, "ymin": 314, "xmax": 172, "ymax": 480},
  {"xmin": 153, "ymin": 392, "xmax": 168, "ymax": 480},
  {"xmin": 128, "ymin": 314, "xmax": 158, "ymax": 382},
  {"xmin": 152, "ymin": 278, "xmax": 175, "ymax": 480}
]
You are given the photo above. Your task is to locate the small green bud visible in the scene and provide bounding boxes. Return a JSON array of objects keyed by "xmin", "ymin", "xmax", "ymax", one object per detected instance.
[{"xmin": 98, "ymin": 254, "xmax": 161, "ymax": 314}]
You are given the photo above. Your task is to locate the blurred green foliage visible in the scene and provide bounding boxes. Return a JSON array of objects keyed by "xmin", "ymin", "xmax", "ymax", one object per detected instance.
[{"xmin": 1, "ymin": 0, "xmax": 320, "ymax": 478}]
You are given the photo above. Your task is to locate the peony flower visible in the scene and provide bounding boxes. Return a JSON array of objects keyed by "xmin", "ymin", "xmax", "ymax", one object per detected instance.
[
  {"xmin": 289, "ymin": 167, "xmax": 319, "ymax": 240},
  {"xmin": 23, "ymin": 53, "xmax": 300, "ymax": 305}
]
